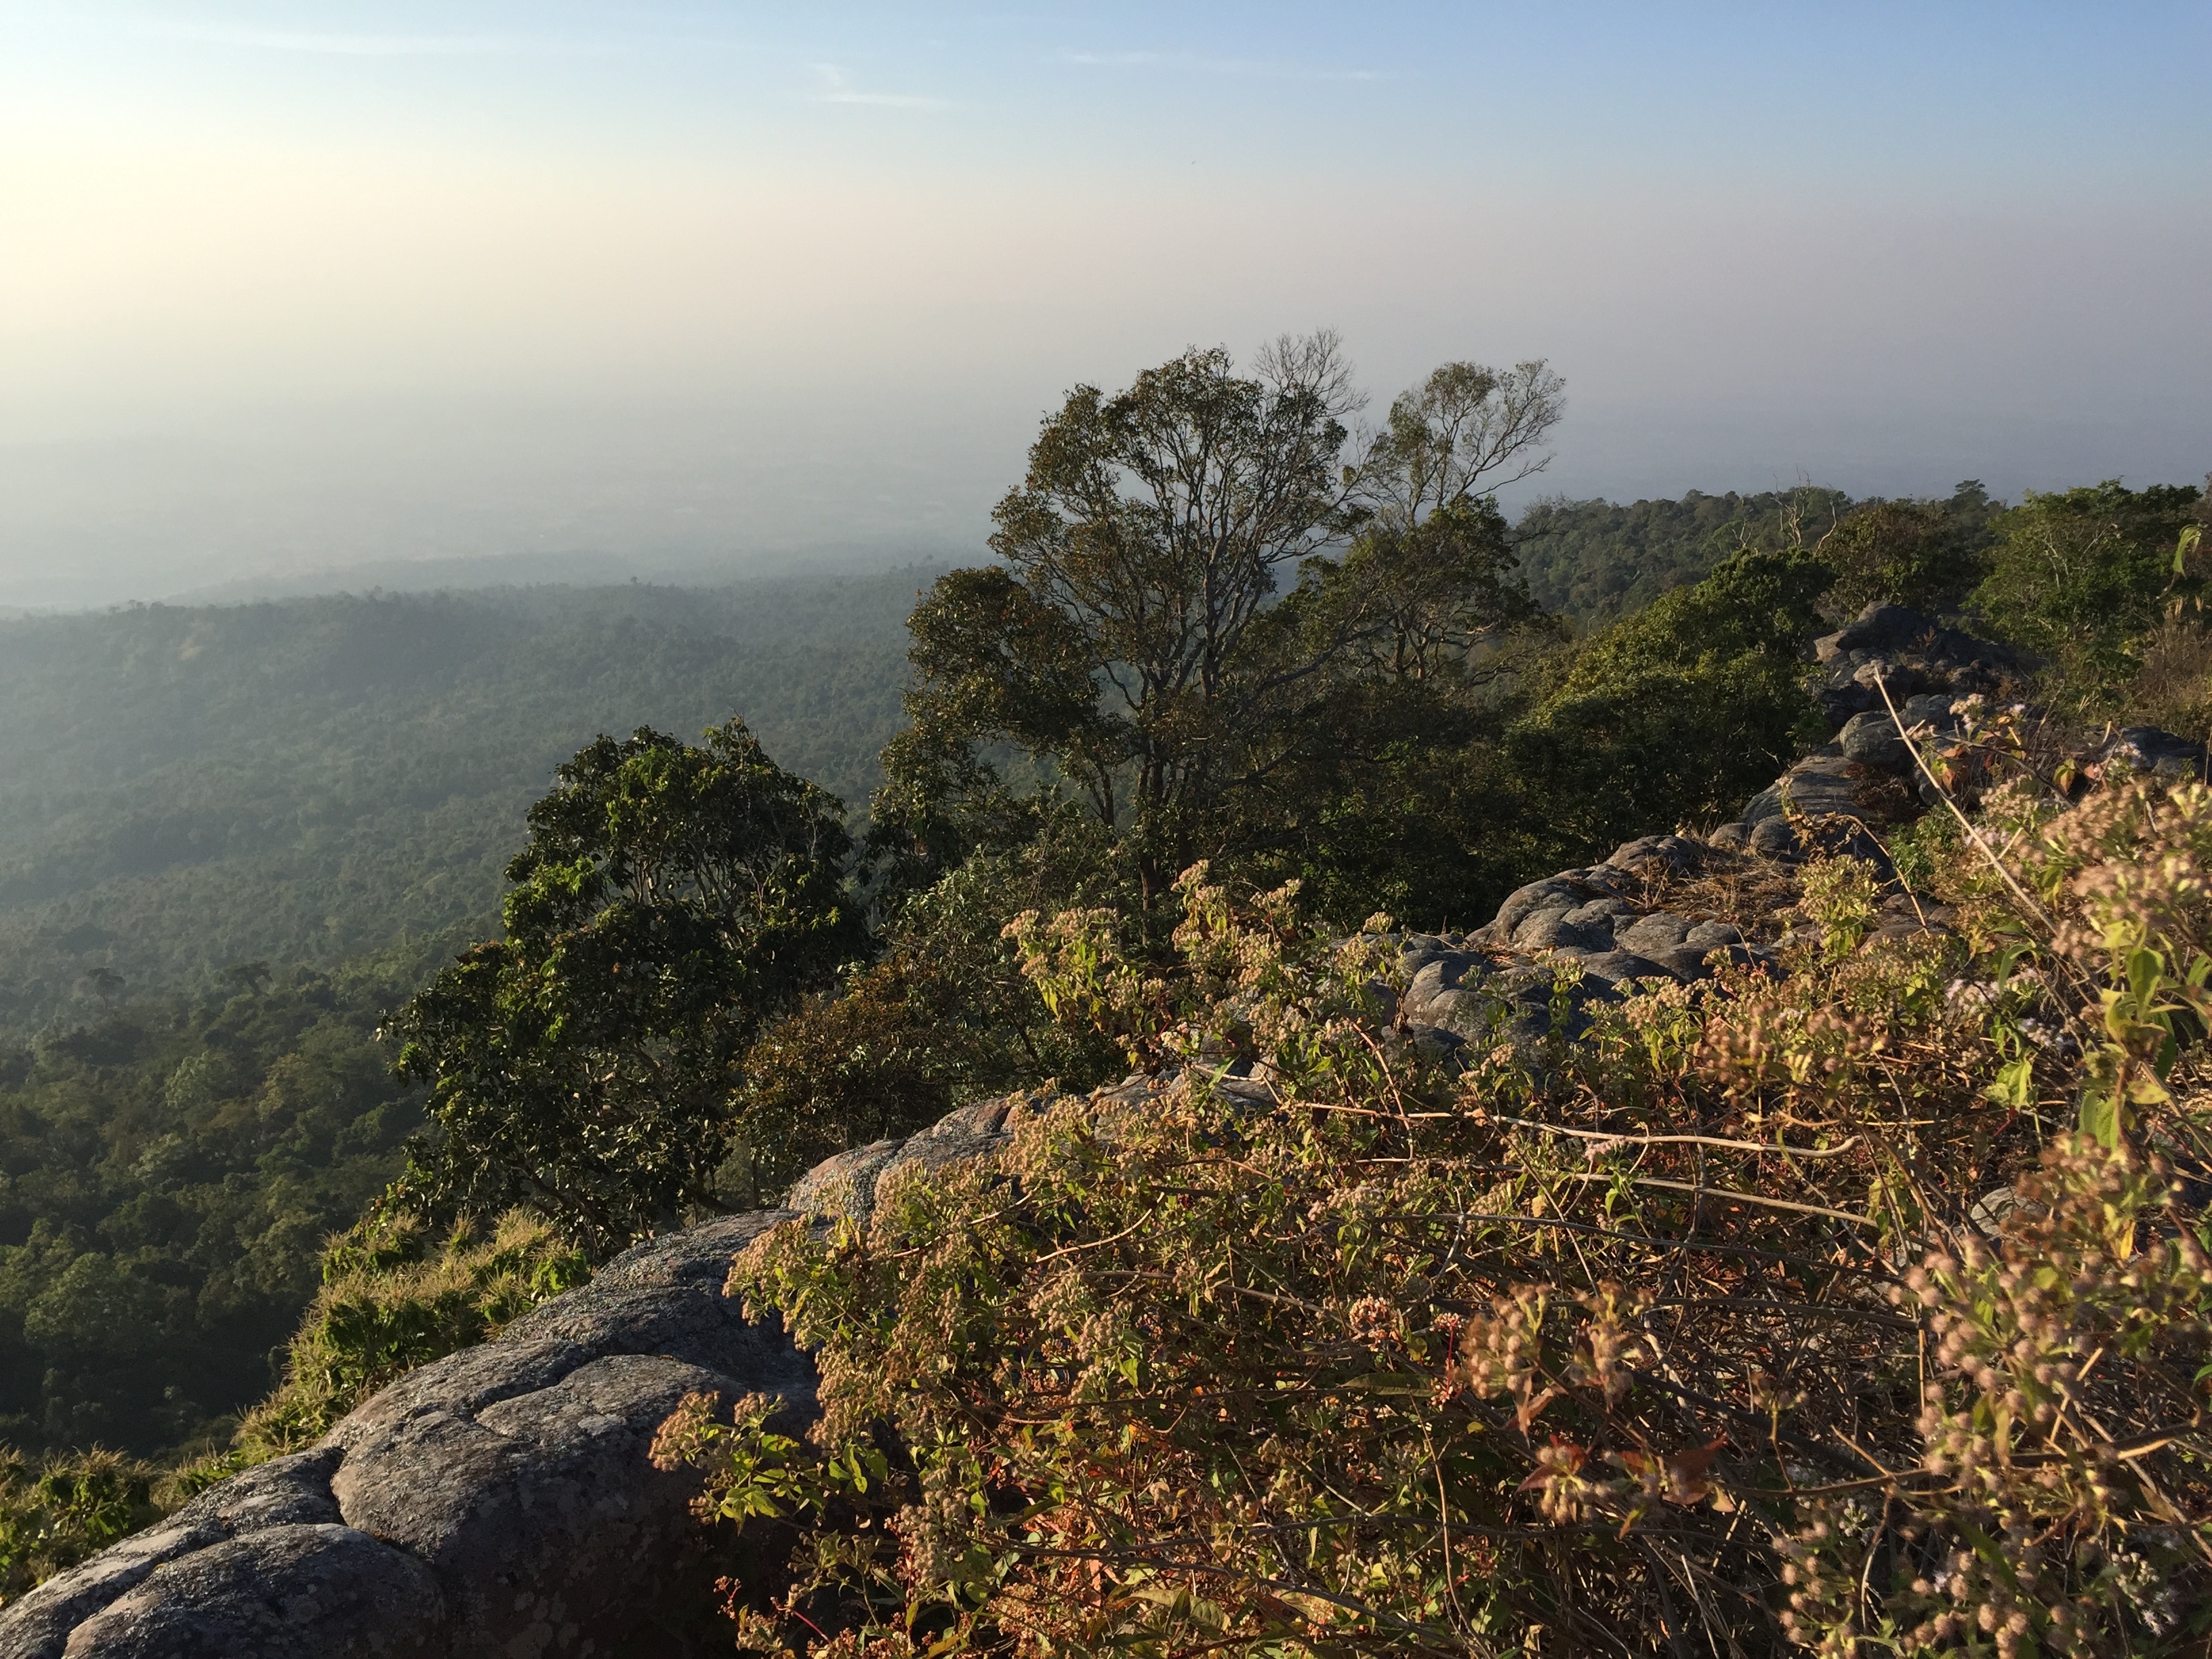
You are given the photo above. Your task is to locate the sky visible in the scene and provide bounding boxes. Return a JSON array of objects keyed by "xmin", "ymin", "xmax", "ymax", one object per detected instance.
[{"xmin": 1, "ymin": 1, "xmax": 2207, "ymax": 609}]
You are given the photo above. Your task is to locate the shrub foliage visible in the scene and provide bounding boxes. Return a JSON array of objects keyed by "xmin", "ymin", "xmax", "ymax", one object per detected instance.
[
  {"xmin": 385, "ymin": 718, "xmax": 859, "ymax": 1258},
  {"xmin": 657, "ymin": 773, "xmax": 2212, "ymax": 1656}
]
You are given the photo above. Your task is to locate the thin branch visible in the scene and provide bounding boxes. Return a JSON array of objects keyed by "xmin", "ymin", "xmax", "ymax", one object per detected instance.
[
  {"xmin": 1493, "ymin": 1116, "xmax": 1862, "ymax": 1160},
  {"xmin": 1552, "ymin": 1172, "xmax": 1879, "ymax": 1229},
  {"xmin": 1872, "ymin": 668, "xmax": 2053, "ymax": 930}
]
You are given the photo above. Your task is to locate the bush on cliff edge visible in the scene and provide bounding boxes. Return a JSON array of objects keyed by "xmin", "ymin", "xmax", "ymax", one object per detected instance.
[{"xmin": 658, "ymin": 769, "xmax": 2212, "ymax": 1657}]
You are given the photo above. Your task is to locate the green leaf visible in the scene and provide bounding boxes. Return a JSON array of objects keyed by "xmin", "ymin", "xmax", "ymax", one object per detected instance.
[{"xmin": 2078, "ymin": 1088, "xmax": 2122, "ymax": 1149}]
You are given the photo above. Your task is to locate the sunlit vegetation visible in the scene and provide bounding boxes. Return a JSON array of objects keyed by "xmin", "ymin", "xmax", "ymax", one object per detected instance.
[{"xmin": 665, "ymin": 769, "xmax": 2212, "ymax": 1654}]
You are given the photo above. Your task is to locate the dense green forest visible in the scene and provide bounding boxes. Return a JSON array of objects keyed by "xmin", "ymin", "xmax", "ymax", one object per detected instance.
[
  {"xmin": 1, "ymin": 482, "xmax": 1999, "ymax": 1042},
  {"xmin": 0, "ymin": 568, "xmax": 923, "ymax": 1459},
  {"xmin": 0, "ymin": 956, "xmax": 424, "ymax": 1456},
  {"xmin": 1511, "ymin": 485, "xmax": 1849, "ymax": 622},
  {"xmin": 3, "ymin": 478, "xmax": 1894, "ymax": 1048},
  {"xmin": 1510, "ymin": 481, "xmax": 2000, "ymax": 626},
  {"xmin": 0, "ymin": 571, "xmax": 924, "ymax": 1035}
]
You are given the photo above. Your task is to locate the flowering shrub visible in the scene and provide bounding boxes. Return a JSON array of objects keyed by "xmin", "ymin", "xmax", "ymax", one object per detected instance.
[{"xmin": 655, "ymin": 779, "xmax": 2212, "ymax": 1656}]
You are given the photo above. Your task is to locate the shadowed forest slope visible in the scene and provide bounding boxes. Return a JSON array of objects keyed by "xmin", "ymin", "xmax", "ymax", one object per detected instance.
[{"xmin": 0, "ymin": 571, "xmax": 928, "ymax": 1036}]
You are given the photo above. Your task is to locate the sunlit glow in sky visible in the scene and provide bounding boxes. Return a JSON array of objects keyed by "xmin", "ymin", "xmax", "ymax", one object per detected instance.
[{"xmin": 2, "ymin": 1, "xmax": 2207, "ymax": 606}]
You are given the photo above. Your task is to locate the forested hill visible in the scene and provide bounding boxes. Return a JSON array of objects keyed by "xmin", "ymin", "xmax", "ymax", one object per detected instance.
[
  {"xmin": 1511, "ymin": 486, "xmax": 1853, "ymax": 624},
  {"xmin": 0, "ymin": 570, "xmax": 926, "ymax": 1035}
]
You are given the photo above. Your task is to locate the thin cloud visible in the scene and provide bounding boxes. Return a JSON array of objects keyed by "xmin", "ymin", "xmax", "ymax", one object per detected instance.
[
  {"xmin": 138, "ymin": 22, "xmax": 756, "ymax": 61},
  {"xmin": 1061, "ymin": 49, "xmax": 1385, "ymax": 82},
  {"xmin": 147, "ymin": 24, "xmax": 556, "ymax": 57},
  {"xmin": 812, "ymin": 63, "xmax": 950, "ymax": 111}
]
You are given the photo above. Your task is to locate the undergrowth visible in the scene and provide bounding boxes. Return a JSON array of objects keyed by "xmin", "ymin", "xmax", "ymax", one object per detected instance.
[
  {"xmin": 233, "ymin": 1206, "xmax": 589, "ymax": 1458},
  {"xmin": 0, "ymin": 1448, "xmax": 167, "ymax": 1603},
  {"xmin": 654, "ymin": 777, "xmax": 2212, "ymax": 1656}
]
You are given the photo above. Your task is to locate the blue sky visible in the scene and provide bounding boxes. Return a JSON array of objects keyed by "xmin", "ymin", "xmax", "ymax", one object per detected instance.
[{"xmin": 2, "ymin": 2, "xmax": 2207, "ymax": 605}]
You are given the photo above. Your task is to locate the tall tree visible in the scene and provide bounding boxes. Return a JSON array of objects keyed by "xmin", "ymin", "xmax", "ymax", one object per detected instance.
[
  {"xmin": 881, "ymin": 338, "xmax": 1564, "ymax": 903},
  {"xmin": 1817, "ymin": 481, "xmax": 1996, "ymax": 617},
  {"xmin": 1505, "ymin": 544, "xmax": 1835, "ymax": 856},
  {"xmin": 383, "ymin": 719, "xmax": 857, "ymax": 1258},
  {"xmin": 1359, "ymin": 359, "xmax": 1566, "ymax": 531}
]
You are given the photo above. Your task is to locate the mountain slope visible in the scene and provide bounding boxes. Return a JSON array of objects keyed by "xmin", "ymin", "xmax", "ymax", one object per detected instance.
[{"xmin": 0, "ymin": 571, "xmax": 928, "ymax": 1033}]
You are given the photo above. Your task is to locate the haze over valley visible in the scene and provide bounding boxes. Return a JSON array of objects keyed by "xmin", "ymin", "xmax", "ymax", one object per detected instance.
[{"xmin": 4, "ymin": 2, "xmax": 2206, "ymax": 608}]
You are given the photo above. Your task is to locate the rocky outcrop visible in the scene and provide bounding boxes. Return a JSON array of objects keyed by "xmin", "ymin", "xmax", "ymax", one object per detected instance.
[
  {"xmin": 0, "ymin": 1212, "xmax": 815, "ymax": 1659},
  {"xmin": 58, "ymin": 1523, "xmax": 445, "ymax": 1659},
  {"xmin": 1384, "ymin": 830, "xmax": 1788, "ymax": 1061},
  {"xmin": 1694, "ymin": 602, "xmax": 2024, "ymax": 861},
  {"xmin": 1807, "ymin": 600, "xmax": 2018, "ymax": 730},
  {"xmin": 785, "ymin": 1090, "xmax": 1046, "ymax": 1225}
]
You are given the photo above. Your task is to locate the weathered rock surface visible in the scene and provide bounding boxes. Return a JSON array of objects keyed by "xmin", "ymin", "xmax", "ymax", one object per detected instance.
[
  {"xmin": 783, "ymin": 1075, "xmax": 1199, "ymax": 1226},
  {"xmin": 0, "ymin": 1214, "xmax": 815, "ymax": 1659},
  {"xmin": 1388, "ymin": 823, "xmax": 1788, "ymax": 1063},
  {"xmin": 1807, "ymin": 600, "xmax": 2020, "ymax": 729},
  {"xmin": 61, "ymin": 1525, "xmax": 443, "ymax": 1659},
  {"xmin": 786, "ymin": 1092, "xmax": 1028, "ymax": 1224},
  {"xmin": 0, "ymin": 1452, "xmax": 348, "ymax": 1659}
]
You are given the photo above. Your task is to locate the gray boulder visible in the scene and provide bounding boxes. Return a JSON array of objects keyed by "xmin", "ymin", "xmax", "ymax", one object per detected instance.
[
  {"xmin": 1612, "ymin": 911, "xmax": 1692, "ymax": 957},
  {"xmin": 1807, "ymin": 605, "xmax": 2019, "ymax": 731},
  {"xmin": 1897, "ymin": 692, "xmax": 1962, "ymax": 734},
  {"xmin": 1568, "ymin": 949, "xmax": 1670, "ymax": 987},
  {"xmin": 1513, "ymin": 909, "xmax": 1613, "ymax": 952},
  {"xmin": 1735, "ymin": 750, "xmax": 1864, "ymax": 852},
  {"xmin": 1851, "ymin": 658, "xmax": 1926, "ymax": 698},
  {"xmin": 1814, "ymin": 602, "xmax": 1936, "ymax": 664},
  {"xmin": 0, "ymin": 1211, "xmax": 817, "ymax": 1659},
  {"xmin": 1839, "ymin": 710, "xmax": 1910, "ymax": 770},
  {"xmin": 1401, "ymin": 952, "xmax": 1487, "ymax": 1025},
  {"xmin": 328, "ymin": 1349, "xmax": 741, "ymax": 1656},
  {"xmin": 0, "ymin": 1517, "xmax": 220, "ymax": 1659},
  {"xmin": 59, "ymin": 1525, "xmax": 443, "ymax": 1659},
  {"xmin": 1748, "ymin": 816, "xmax": 1804, "ymax": 859},
  {"xmin": 1486, "ymin": 878, "xmax": 1588, "ymax": 943},
  {"xmin": 1431, "ymin": 962, "xmax": 1595, "ymax": 1050},
  {"xmin": 1776, "ymin": 751, "xmax": 1861, "ymax": 818},
  {"xmin": 1603, "ymin": 834, "xmax": 1705, "ymax": 881},
  {"xmin": 1396, "ymin": 933, "xmax": 1456, "ymax": 979},
  {"xmin": 2104, "ymin": 726, "xmax": 2209, "ymax": 781}
]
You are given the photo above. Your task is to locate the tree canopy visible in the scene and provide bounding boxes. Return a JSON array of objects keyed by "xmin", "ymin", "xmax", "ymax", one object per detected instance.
[
  {"xmin": 384, "ymin": 720, "xmax": 859, "ymax": 1258},
  {"xmin": 1971, "ymin": 479, "xmax": 2205, "ymax": 704},
  {"xmin": 1503, "ymin": 544, "xmax": 1834, "ymax": 855},
  {"xmin": 882, "ymin": 338, "xmax": 1565, "ymax": 905},
  {"xmin": 1818, "ymin": 480, "xmax": 1996, "ymax": 617}
]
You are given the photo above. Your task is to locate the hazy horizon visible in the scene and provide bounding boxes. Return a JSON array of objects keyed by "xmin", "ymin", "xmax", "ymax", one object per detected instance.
[{"xmin": 5, "ymin": 1, "xmax": 2207, "ymax": 611}]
